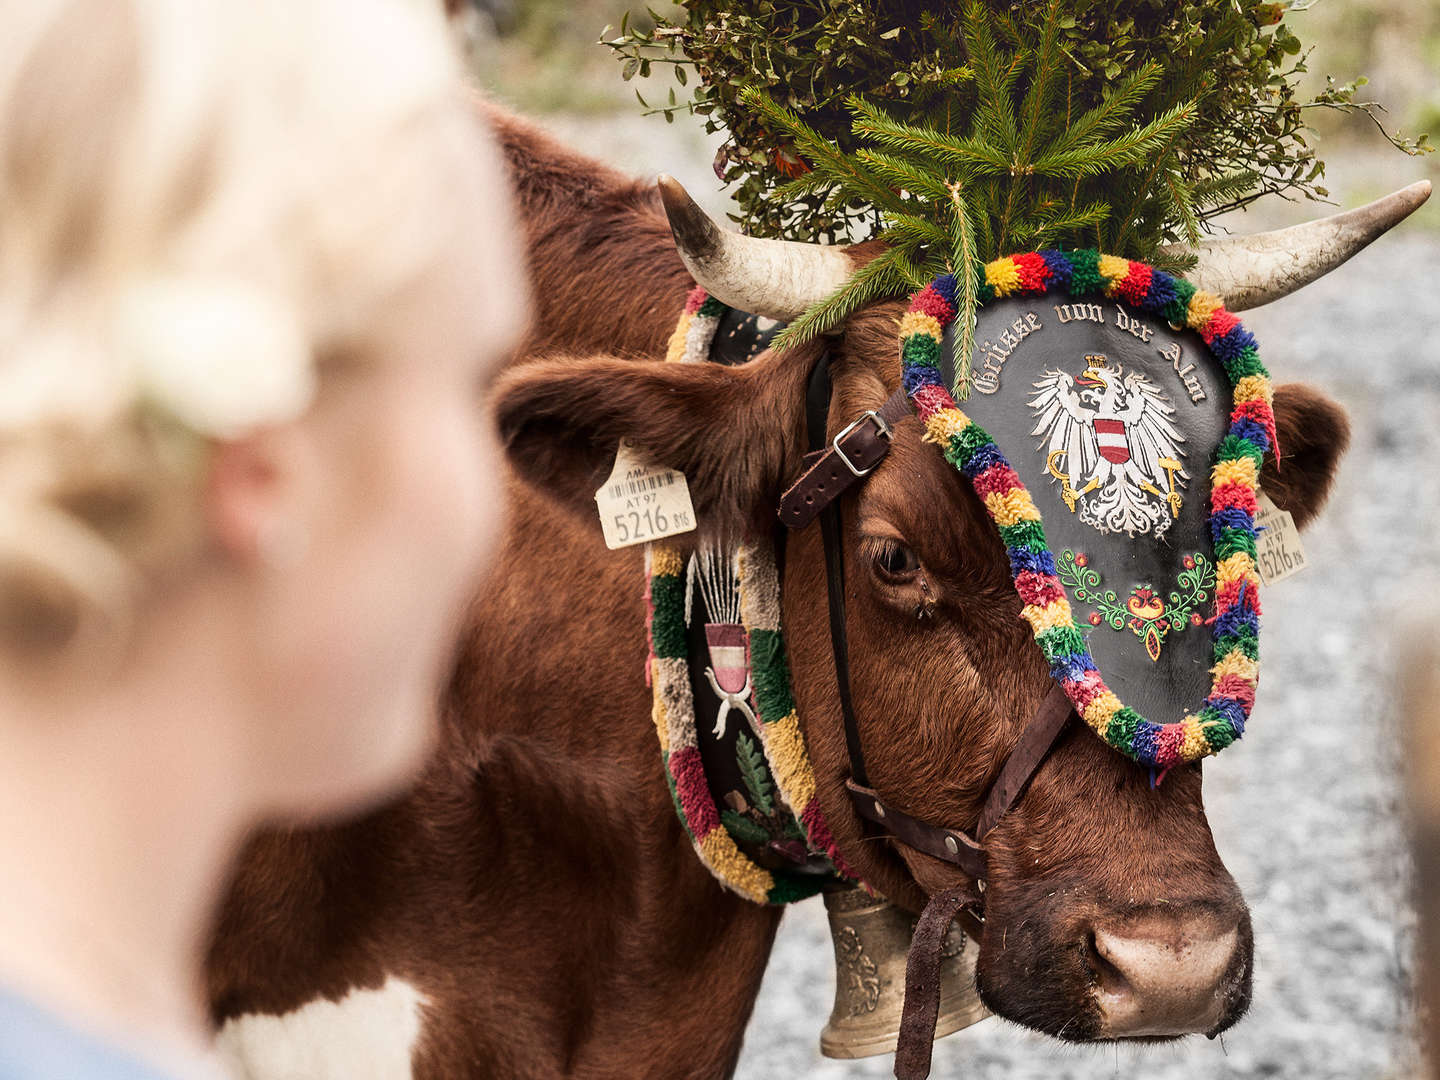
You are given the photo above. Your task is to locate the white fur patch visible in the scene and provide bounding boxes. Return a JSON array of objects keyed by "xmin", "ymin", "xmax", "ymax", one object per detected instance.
[{"xmin": 216, "ymin": 976, "xmax": 426, "ymax": 1080}]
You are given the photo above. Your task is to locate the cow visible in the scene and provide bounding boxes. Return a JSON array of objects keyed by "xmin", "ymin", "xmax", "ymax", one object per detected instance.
[{"xmin": 205, "ymin": 102, "xmax": 1426, "ymax": 1078}]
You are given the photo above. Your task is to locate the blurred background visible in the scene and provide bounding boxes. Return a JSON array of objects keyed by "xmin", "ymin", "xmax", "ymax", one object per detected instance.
[{"xmin": 465, "ymin": 3, "xmax": 1438, "ymax": 1077}]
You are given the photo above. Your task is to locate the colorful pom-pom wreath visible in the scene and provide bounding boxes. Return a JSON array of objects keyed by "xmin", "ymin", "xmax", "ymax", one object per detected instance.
[{"xmin": 900, "ymin": 252, "xmax": 1274, "ymax": 769}]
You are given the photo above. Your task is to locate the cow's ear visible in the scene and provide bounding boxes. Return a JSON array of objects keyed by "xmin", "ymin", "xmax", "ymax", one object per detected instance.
[
  {"xmin": 493, "ymin": 348, "xmax": 812, "ymax": 533},
  {"xmin": 1259, "ymin": 382, "xmax": 1350, "ymax": 531}
]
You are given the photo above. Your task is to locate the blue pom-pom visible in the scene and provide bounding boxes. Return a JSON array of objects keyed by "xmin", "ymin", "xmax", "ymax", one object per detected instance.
[{"xmin": 1008, "ymin": 547, "xmax": 1057, "ymax": 576}]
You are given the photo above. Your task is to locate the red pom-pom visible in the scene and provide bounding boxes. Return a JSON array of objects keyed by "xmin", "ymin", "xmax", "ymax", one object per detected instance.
[
  {"xmin": 910, "ymin": 384, "xmax": 954, "ymax": 419},
  {"xmin": 910, "ymin": 285, "xmax": 955, "ymax": 324},
  {"xmin": 1114, "ymin": 261, "xmax": 1152, "ymax": 306},
  {"xmin": 1202, "ymin": 308, "xmax": 1240, "ymax": 344}
]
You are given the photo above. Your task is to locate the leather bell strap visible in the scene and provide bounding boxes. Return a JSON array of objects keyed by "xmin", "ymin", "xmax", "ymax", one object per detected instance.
[
  {"xmin": 843, "ymin": 683, "xmax": 1075, "ymax": 884},
  {"xmin": 894, "ymin": 883, "xmax": 980, "ymax": 1080},
  {"xmin": 846, "ymin": 780, "xmax": 987, "ymax": 880},
  {"xmin": 777, "ymin": 387, "xmax": 911, "ymax": 529}
]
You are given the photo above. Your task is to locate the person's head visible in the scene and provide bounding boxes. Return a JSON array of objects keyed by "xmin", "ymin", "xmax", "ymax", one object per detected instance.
[{"xmin": 0, "ymin": 0, "xmax": 524, "ymax": 817}]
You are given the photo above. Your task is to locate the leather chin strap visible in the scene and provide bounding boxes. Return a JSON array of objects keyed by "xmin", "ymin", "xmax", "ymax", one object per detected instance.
[{"xmin": 781, "ymin": 350, "xmax": 1081, "ymax": 1080}]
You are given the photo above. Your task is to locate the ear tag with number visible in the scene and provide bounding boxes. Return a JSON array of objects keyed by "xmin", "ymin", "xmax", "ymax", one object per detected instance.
[
  {"xmin": 595, "ymin": 440, "xmax": 697, "ymax": 550},
  {"xmin": 1254, "ymin": 491, "xmax": 1308, "ymax": 585}
]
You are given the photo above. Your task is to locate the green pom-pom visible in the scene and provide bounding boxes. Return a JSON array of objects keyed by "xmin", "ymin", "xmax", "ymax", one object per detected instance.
[
  {"xmin": 999, "ymin": 519, "xmax": 1048, "ymax": 552},
  {"xmin": 1221, "ymin": 345, "xmax": 1267, "ymax": 382},
  {"xmin": 1105, "ymin": 707, "xmax": 1142, "ymax": 752},
  {"xmin": 1163, "ymin": 277, "xmax": 1197, "ymax": 325},
  {"xmin": 1199, "ymin": 707, "xmax": 1238, "ymax": 750},
  {"xmin": 951, "ymin": 423, "xmax": 992, "ymax": 464},
  {"xmin": 698, "ymin": 297, "xmax": 728, "ymax": 319},
  {"xmin": 1214, "ymin": 527, "xmax": 1258, "ymax": 561},
  {"xmin": 650, "ymin": 575, "xmax": 689, "ymax": 659},
  {"xmin": 1215, "ymin": 627, "xmax": 1259, "ymax": 662},
  {"xmin": 1066, "ymin": 250, "xmax": 1104, "ymax": 294},
  {"xmin": 1217, "ymin": 434, "xmax": 1264, "ymax": 468},
  {"xmin": 1037, "ymin": 624, "xmax": 1086, "ymax": 662},
  {"xmin": 767, "ymin": 874, "xmax": 828, "ymax": 906},
  {"xmin": 902, "ymin": 332, "xmax": 943, "ymax": 368}
]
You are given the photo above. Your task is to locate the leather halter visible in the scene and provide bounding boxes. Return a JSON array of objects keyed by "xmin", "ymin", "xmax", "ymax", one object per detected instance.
[{"xmin": 778, "ymin": 350, "xmax": 1080, "ymax": 895}]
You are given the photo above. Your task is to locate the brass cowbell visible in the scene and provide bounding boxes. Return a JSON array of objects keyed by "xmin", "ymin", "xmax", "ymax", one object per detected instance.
[{"xmin": 819, "ymin": 883, "xmax": 990, "ymax": 1059}]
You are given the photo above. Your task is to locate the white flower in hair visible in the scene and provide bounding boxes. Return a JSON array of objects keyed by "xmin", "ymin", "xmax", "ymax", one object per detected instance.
[{"xmin": 120, "ymin": 279, "xmax": 315, "ymax": 440}]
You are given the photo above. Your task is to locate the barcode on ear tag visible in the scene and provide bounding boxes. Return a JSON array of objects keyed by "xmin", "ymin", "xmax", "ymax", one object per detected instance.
[
  {"xmin": 1254, "ymin": 491, "xmax": 1308, "ymax": 585},
  {"xmin": 595, "ymin": 440, "xmax": 697, "ymax": 550}
]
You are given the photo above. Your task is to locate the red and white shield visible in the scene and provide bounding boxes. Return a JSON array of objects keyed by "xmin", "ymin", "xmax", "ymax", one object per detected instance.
[{"xmin": 1093, "ymin": 418, "xmax": 1131, "ymax": 464}]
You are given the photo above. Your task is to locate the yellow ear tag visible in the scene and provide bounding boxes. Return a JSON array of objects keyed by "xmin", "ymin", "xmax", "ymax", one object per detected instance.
[
  {"xmin": 1254, "ymin": 491, "xmax": 1309, "ymax": 585},
  {"xmin": 595, "ymin": 440, "xmax": 697, "ymax": 550}
]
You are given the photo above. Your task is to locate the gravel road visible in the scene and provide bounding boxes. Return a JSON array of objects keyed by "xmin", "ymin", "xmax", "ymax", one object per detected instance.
[{"xmin": 530, "ymin": 110, "xmax": 1438, "ymax": 1080}]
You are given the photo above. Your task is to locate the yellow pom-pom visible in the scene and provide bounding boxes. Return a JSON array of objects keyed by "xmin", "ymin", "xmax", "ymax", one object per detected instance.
[
  {"xmin": 924, "ymin": 408, "xmax": 971, "ymax": 445},
  {"xmin": 1212, "ymin": 457, "xmax": 1259, "ymax": 489},
  {"xmin": 1098, "ymin": 254, "xmax": 1131, "ymax": 292},
  {"xmin": 764, "ymin": 712, "xmax": 816, "ymax": 811},
  {"xmin": 1186, "ymin": 291, "xmax": 1225, "ymax": 331},
  {"xmin": 984, "ymin": 489, "xmax": 1042, "ymax": 526},
  {"xmin": 1216, "ymin": 551, "xmax": 1258, "ymax": 589},
  {"xmin": 985, "ymin": 257, "xmax": 1023, "ymax": 296},
  {"xmin": 1212, "ymin": 650, "xmax": 1259, "ymax": 683},
  {"xmin": 1083, "ymin": 692, "xmax": 1123, "ymax": 735},
  {"xmin": 1022, "ymin": 598, "xmax": 1074, "ymax": 633},
  {"xmin": 664, "ymin": 313, "xmax": 694, "ymax": 365},
  {"xmin": 899, "ymin": 311, "xmax": 944, "ymax": 342},
  {"xmin": 1233, "ymin": 374, "xmax": 1274, "ymax": 406},
  {"xmin": 1179, "ymin": 715, "xmax": 1210, "ymax": 760},
  {"xmin": 698, "ymin": 831, "xmax": 773, "ymax": 902},
  {"xmin": 650, "ymin": 546, "xmax": 686, "ymax": 578}
]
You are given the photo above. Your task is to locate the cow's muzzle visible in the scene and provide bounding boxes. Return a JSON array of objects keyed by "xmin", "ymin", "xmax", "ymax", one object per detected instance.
[{"xmin": 1088, "ymin": 905, "xmax": 1252, "ymax": 1038}]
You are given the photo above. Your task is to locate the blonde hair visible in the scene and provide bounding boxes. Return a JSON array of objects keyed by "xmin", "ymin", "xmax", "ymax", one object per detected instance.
[{"xmin": 0, "ymin": 0, "xmax": 487, "ymax": 657}]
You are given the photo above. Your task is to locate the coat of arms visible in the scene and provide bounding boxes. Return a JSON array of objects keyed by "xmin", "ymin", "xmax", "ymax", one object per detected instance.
[{"xmin": 1029, "ymin": 355, "xmax": 1188, "ymax": 539}]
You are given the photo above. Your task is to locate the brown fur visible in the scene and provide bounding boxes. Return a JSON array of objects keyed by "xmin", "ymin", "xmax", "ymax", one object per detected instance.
[{"xmin": 206, "ymin": 101, "xmax": 1351, "ymax": 1073}]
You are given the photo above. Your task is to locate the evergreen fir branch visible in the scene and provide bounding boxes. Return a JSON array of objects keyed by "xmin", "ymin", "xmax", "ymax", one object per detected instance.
[
  {"xmin": 960, "ymin": 2, "xmax": 1020, "ymax": 155},
  {"xmin": 1042, "ymin": 63, "xmax": 1164, "ymax": 159},
  {"xmin": 1191, "ymin": 169, "xmax": 1261, "ymax": 207},
  {"xmin": 1163, "ymin": 171, "xmax": 1201, "ymax": 247},
  {"xmin": 853, "ymin": 149, "xmax": 955, "ymax": 203},
  {"xmin": 1026, "ymin": 199, "xmax": 1111, "ymax": 244},
  {"xmin": 742, "ymin": 89, "xmax": 910, "ymax": 218},
  {"xmin": 947, "ymin": 183, "xmax": 978, "ymax": 401},
  {"xmin": 735, "ymin": 733, "xmax": 774, "ymax": 816},
  {"xmin": 1112, "ymin": 117, "xmax": 1198, "ymax": 255},
  {"xmin": 1032, "ymin": 101, "xmax": 1197, "ymax": 180},
  {"xmin": 879, "ymin": 214, "xmax": 951, "ymax": 250},
  {"xmin": 848, "ymin": 98, "xmax": 1010, "ymax": 176},
  {"xmin": 1013, "ymin": 0, "xmax": 1067, "ymax": 172},
  {"xmin": 772, "ymin": 245, "xmax": 920, "ymax": 350},
  {"xmin": 773, "ymin": 171, "xmax": 834, "ymax": 202}
]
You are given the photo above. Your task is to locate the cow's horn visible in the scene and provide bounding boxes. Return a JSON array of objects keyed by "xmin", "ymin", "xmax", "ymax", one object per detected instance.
[
  {"xmin": 1166, "ymin": 180, "xmax": 1431, "ymax": 311},
  {"xmin": 657, "ymin": 175, "xmax": 854, "ymax": 320}
]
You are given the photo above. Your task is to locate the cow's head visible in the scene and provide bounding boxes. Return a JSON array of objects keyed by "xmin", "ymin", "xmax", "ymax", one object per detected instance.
[{"xmin": 492, "ymin": 178, "xmax": 1428, "ymax": 1042}]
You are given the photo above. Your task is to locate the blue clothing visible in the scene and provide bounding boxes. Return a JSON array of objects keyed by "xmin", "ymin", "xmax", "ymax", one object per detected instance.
[{"xmin": 0, "ymin": 990, "xmax": 178, "ymax": 1080}]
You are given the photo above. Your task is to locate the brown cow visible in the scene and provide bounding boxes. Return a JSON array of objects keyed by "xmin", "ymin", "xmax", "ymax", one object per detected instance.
[{"xmin": 206, "ymin": 103, "xmax": 1404, "ymax": 1078}]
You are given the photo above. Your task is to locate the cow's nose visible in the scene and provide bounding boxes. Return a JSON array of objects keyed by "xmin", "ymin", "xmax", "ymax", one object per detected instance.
[{"xmin": 1088, "ymin": 911, "xmax": 1242, "ymax": 1037}]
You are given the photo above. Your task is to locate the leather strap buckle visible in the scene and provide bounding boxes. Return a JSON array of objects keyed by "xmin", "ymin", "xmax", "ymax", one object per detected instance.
[{"xmin": 831, "ymin": 410, "xmax": 891, "ymax": 477}]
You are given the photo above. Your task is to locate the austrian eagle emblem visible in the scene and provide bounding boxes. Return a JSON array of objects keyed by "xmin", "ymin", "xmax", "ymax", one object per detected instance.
[{"xmin": 1029, "ymin": 355, "xmax": 1188, "ymax": 539}]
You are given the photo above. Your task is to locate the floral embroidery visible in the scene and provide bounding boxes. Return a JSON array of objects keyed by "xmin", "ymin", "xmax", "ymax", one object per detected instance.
[{"xmin": 1058, "ymin": 550, "xmax": 1214, "ymax": 662}]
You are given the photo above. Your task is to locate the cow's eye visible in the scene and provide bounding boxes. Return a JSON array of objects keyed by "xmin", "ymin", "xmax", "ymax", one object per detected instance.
[{"xmin": 873, "ymin": 539, "xmax": 921, "ymax": 580}]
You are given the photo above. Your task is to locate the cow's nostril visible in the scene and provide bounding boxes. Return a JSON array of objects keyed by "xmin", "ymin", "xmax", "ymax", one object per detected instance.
[
  {"xmin": 1089, "ymin": 916, "xmax": 1240, "ymax": 1038},
  {"xmin": 1084, "ymin": 930, "xmax": 1132, "ymax": 1001}
]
